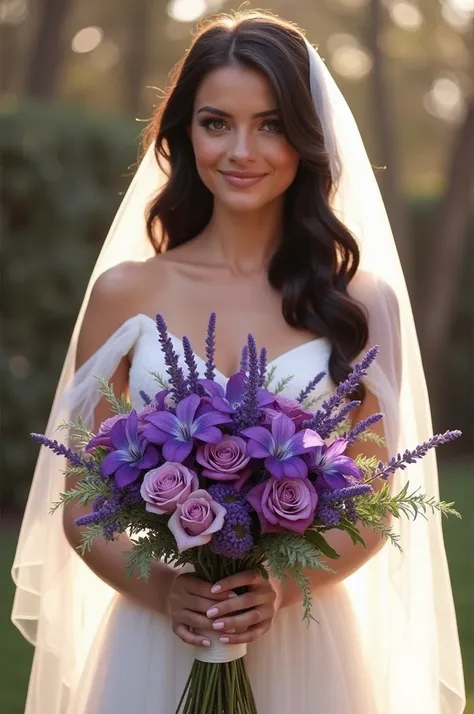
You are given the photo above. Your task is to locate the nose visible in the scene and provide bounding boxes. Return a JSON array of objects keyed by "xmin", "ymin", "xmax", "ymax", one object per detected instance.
[{"xmin": 227, "ymin": 128, "xmax": 256, "ymax": 164}]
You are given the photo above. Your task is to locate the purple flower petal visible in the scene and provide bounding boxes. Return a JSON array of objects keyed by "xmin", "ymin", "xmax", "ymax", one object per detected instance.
[
  {"xmin": 145, "ymin": 411, "xmax": 181, "ymax": 437},
  {"xmin": 141, "ymin": 424, "xmax": 172, "ymax": 445},
  {"xmin": 264, "ymin": 456, "xmax": 286, "ymax": 479},
  {"xmin": 125, "ymin": 410, "xmax": 139, "ymax": 445},
  {"xmin": 256, "ymin": 389, "xmax": 275, "ymax": 407},
  {"xmin": 324, "ymin": 438, "xmax": 349, "ymax": 460},
  {"xmin": 137, "ymin": 444, "xmax": 160, "ymax": 470},
  {"xmin": 226, "ymin": 373, "xmax": 245, "ymax": 405},
  {"xmin": 241, "ymin": 426, "xmax": 274, "ymax": 452},
  {"xmin": 100, "ymin": 450, "xmax": 129, "ymax": 478},
  {"xmin": 245, "ymin": 481, "xmax": 266, "ymax": 513},
  {"xmin": 175, "ymin": 394, "xmax": 201, "ymax": 425},
  {"xmin": 319, "ymin": 472, "xmax": 350, "ymax": 490},
  {"xmin": 193, "ymin": 411, "xmax": 232, "ymax": 433},
  {"xmin": 109, "ymin": 419, "xmax": 128, "ymax": 451},
  {"xmin": 271, "ymin": 413, "xmax": 295, "ymax": 444},
  {"xmin": 212, "ymin": 397, "xmax": 233, "ymax": 414},
  {"xmin": 163, "ymin": 439, "xmax": 193, "ymax": 463},
  {"xmin": 194, "ymin": 426, "xmax": 225, "ymax": 444},
  {"xmin": 246, "ymin": 440, "xmax": 271, "ymax": 459},
  {"xmin": 281, "ymin": 456, "xmax": 308, "ymax": 480},
  {"xmin": 288, "ymin": 429, "xmax": 324, "ymax": 456},
  {"xmin": 115, "ymin": 463, "xmax": 140, "ymax": 488},
  {"xmin": 197, "ymin": 380, "xmax": 225, "ymax": 399}
]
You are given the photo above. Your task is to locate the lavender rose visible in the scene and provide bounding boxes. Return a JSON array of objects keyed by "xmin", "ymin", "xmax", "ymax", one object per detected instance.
[
  {"xmin": 246, "ymin": 476, "xmax": 318, "ymax": 534},
  {"xmin": 168, "ymin": 489, "xmax": 226, "ymax": 551},
  {"xmin": 264, "ymin": 396, "xmax": 312, "ymax": 429},
  {"xmin": 196, "ymin": 435, "xmax": 250, "ymax": 481},
  {"xmin": 140, "ymin": 462, "xmax": 198, "ymax": 515}
]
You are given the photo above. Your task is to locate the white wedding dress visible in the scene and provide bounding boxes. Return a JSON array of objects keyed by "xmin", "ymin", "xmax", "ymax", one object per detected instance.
[{"xmin": 63, "ymin": 313, "xmax": 385, "ymax": 714}]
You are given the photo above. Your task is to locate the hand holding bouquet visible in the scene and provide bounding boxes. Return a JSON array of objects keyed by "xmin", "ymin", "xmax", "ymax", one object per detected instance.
[{"xmin": 34, "ymin": 313, "xmax": 460, "ymax": 714}]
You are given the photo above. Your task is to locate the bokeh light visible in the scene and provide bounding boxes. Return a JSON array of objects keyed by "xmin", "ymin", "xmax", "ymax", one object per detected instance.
[
  {"xmin": 330, "ymin": 45, "xmax": 373, "ymax": 81},
  {"xmin": 167, "ymin": 0, "xmax": 207, "ymax": 23},
  {"xmin": 72, "ymin": 26, "xmax": 104, "ymax": 54},
  {"xmin": 424, "ymin": 76, "xmax": 465, "ymax": 122},
  {"xmin": 0, "ymin": 0, "xmax": 28, "ymax": 25},
  {"xmin": 390, "ymin": 2, "xmax": 423, "ymax": 31}
]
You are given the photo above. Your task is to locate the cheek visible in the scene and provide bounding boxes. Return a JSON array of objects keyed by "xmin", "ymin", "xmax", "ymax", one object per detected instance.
[
  {"xmin": 191, "ymin": 128, "xmax": 222, "ymax": 170},
  {"xmin": 266, "ymin": 140, "xmax": 299, "ymax": 186}
]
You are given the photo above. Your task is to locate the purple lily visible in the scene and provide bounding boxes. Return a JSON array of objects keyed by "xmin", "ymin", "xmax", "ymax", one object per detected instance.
[
  {"xmin": 100, "ymin": 410, "xmax": 160, "ymax": 488},
  {"xmin": 242, "ymin": 413, "xmax": 324, "ymax": 479},
  {"xmin": 142, "ymin": 394, "xmax": 232, "ymax": 463},
  {"xmin": 198, "ymin": 373, "xmax": 273, "ymax": 414},
  {"xmin": 308, "ymin": 438, "xmax": 362, "ymax": 490}
]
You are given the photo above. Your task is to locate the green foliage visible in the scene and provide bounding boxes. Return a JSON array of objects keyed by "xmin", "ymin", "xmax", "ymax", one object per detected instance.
[
  {"xmin": 95, "ymin": 375, "xmax": 132, "ymax": 414},
  {"xmin": 0, "ymin": 102, "xmax": 138, "ymax": 511},
  {"xmin": 264, "ymin": 533, "xmax": 334, "ymax": 621},
  {"xmin": 149, "ymin": 371, "xmax": 170, "ymax": 390}
]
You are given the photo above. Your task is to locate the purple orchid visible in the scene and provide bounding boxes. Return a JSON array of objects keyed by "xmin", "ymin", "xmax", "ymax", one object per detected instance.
[
  {"xmin": 308, "ymin": 438, "xmax": 362, "ymax": 490},
  {"xmin": 198, "ymin": 373, "xmax": 273, "ymax": 414},
  {"xmin": 242, "ymin": 412, "xmax": 324, "ymax": 479},
  {"xmin": 142, "ymin": 394, "xmax": 231, "ymax": 463},
  {"xmin": 100, "ymin": 410, "xmax": 160, "ymax": 488}
]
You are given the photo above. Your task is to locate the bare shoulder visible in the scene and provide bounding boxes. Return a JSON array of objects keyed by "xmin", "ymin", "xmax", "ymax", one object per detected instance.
[
  {"xmin": 75, "ymin": 260, "xmax": 156, "ymax": 370},
  {"xmin": 349, "ymin": 269, "xmax": 400, "ymax": 318}
]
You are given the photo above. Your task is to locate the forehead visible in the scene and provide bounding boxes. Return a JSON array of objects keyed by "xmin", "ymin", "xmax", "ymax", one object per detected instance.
[{"xmin": 194, "ymin": 64, "xmax": 277, "ymax": 114}]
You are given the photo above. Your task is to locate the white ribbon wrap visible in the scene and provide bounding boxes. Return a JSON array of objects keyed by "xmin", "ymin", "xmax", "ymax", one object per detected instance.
[{"xmin": 195, "ymin": 630, "xmax": 247, "ymax": 663}]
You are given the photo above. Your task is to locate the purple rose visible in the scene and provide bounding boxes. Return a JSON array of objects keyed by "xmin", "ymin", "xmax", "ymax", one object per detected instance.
[
  {"xmin": 246, "ymin": 476, "xmax": 318, "ymax": 534},
  {"xmin": 264, "ymin": 396, "xmax": 312, "ymax": 428},
  {"xmin": 196, "ymin": 436, "xmax": 250, "ymax": 481},
  {"xmin": 85, "ymin": 413, "xmax": 127, "ymax": 452},
  {"xmin": 140, "ymin": 462, "xmax": 198, "ymax": 515},
  {"xmin": 168, "ymin": 489, "xmax": 227, "ymax": 552}
]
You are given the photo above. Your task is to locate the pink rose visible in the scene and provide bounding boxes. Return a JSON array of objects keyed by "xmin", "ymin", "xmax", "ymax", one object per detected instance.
[
  {"xmin": 264, "ymin": 396, "xmax": 312, "ymax": 428},
  {"xmin": 196, "ymin": 436, "xmax": 250, "ymax": 481},
  {"xmin": 140, "ymin": 463, "xmax": 198, "ymax": 515},
  {"xmin": 168, "ymin": 489, "xmax": 226, "ymax": 551},
  {"xmin": 246, "ymin": 476, "xmax": 318, "ymax": 534},
  {"xmin": 85, "ymin": 413, "xmax": 127, "ymax": 452}
]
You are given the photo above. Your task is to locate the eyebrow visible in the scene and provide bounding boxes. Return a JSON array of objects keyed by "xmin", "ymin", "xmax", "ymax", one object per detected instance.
[{"xmin": 196, "ymin": 105, "xmax": 279, "ymax": 118}]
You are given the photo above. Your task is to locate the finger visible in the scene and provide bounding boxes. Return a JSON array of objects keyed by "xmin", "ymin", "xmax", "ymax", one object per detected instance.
[
  {"xmin": 172, "ymin": 623, "xmax": 211, "ymax": 648},
  {"xmin": 183, "ymin": 575, "xmax": 237, "ymax": 601},
  {"xmin": 210, "ymin": 570, "xmax": 261, "ymax": 595},
  {"xmin": 181, "ymin": 595, "xmax": 226, "ymax": 615},
  {"xmin": 177, "ymin": 609, "xmax": 216, "ymax": 630},
  {"xmin": 210, "ymin": 605, "xmax": 273, "ymax": 634},
  {"xmin": 217, "ymin": 622, "xmax": 270, "ymax": 645},
  {"xmin": 205, "ymin": 591, "xmax": 268, "ymax": 619}
]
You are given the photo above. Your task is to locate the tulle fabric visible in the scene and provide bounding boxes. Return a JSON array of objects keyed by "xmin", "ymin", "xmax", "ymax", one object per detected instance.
[{"xmin": 12, "ymin": 39, "xmax": 465, "ymax": 714}]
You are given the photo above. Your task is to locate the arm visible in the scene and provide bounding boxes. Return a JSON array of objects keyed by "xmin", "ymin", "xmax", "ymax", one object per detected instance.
[{"xmin": 62, "ymin": 264, "xmax": 177, "ymax": 616}]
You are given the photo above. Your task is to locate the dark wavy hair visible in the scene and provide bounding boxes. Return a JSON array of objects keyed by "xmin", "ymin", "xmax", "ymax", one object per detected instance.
[{"xmin": 144, "ymin": 11, "xmax": 369, "ymax": 397}]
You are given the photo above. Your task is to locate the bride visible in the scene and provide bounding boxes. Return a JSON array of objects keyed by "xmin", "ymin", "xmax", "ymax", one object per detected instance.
[{"xmin": 12, "ymin": 11, "xmax": 465, "ymax": 714}]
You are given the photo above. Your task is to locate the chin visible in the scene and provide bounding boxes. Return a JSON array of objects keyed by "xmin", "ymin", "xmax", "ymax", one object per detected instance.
[{"xmin": 216, "ymin": 191, "xmax": 276, "ymax": 213}]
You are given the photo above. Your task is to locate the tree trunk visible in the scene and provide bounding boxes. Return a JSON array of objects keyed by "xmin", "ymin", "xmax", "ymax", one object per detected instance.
[
  {"xmin": 24, "ymin": 0, "xmax": 72, "ymax": 99},
  {"xmin": 366, "ymin": 0, "xmax": 411, "ymax": 281},
  {"xmin": 419, "ymin": 23, "xmax": 474, "ymax": 380},
  {"xmin": 0, "ymin": 25, "xmax": 17, "ymax": 93},
  {"xmin": 122, "ymin": 0, "xmax": 151, "ymax": 115}
]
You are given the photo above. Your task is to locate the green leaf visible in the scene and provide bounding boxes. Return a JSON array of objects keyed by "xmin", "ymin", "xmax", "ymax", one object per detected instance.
[
  {"xmin": 305, "ymin": 529, "xmax": 341, "ymax": 560},
  {"xmin": 149, "ymin": 371, "xmax": 170, "ymax": 390}
]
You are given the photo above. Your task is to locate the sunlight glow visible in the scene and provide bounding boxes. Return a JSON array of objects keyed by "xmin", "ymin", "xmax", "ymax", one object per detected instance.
[
  {"xmin": 0, "ymin": 0, "xmax": 28, "ymax": 25},
  {"xmin": 424, "ymin": 76, "xmax": 465, "ymax": 123},
  {"xmin": 89, "ymin": 40, "xmax": 120, "ymax": 71},
  {"xmin": 331, "ymin": 45, "xmax": 373, "ymax": 81},
  {"xmin": 390, "ymin": 2, "xmax": 423, "ymax": 31},
  {"xmin": 167, "ymin": 0, "xmax": 207, "ymax": 23},
  {"xmin": 72, "ymin": 26, "xmax": 104, "ymax": 54},
  {"xmin": 441, "ymin": 0, "xmax": 474, "ymax": 28}
]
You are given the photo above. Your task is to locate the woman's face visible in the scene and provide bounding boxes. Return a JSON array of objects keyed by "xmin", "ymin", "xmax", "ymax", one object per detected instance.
[{"xmin": 190, "ymin": 64, "xmax": 299, "ymax": 213}]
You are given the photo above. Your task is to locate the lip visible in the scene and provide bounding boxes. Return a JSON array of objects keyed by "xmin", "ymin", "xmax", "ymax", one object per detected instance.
[{"xmin": 218, "ymin": 171, "xmax": 267, "ymax": 188}]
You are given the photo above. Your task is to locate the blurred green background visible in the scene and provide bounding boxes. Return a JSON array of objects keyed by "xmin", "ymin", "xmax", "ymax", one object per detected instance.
[{"xmin": 0, "ymin": 0, "xmax": 472, "ymax": 712}]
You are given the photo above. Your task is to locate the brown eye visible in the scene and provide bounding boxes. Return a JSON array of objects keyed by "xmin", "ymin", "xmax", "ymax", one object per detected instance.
[
  {"xmin": 261, "ymin": 120, "xmax": 282, "ymax": 133},
  {"xmin": 200, "ymin": 118, "xmax": 227, "ymax": 132}
]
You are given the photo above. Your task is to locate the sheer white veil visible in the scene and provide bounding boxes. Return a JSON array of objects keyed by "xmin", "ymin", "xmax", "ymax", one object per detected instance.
[{"xmin": 11, "ymin": 38, "xmax": 465, "ymax": 714}]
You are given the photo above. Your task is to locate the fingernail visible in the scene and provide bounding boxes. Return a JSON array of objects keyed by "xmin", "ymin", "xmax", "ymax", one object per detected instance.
[
  {"xmin": 219, "ymin": 637, "xmax": 230, "ymax": 644},
  {"xmin": 212, "ymin": 621, "xmax": 225, "ymax": 630},
  {"xmin": 210, "ymin": 584, "xmax": 221, "ymax": 594},
  {"xmin": 225, "ymin": 628, "xmax": 236, "ymax": 634},
  {"xmin": 202, "ymin": 639, "xmax": 211, "ymax": 647},
  {"xmin": 228, "ymin": 592, "xmax": 238, "ymax": 599},
  {"xmin": 207, "ymin": 607, "xmax": 219, "ymax": 618}
]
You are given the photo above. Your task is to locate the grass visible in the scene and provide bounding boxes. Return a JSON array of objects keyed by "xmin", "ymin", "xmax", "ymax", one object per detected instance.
[{"xmin": 0, "ymin": 463, "xmax": 472, "ymax": 714}]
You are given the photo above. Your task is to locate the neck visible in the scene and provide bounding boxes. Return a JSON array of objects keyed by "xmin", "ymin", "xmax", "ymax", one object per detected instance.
[{"xmin": 199, "ymin": 200, "xmax": 284, "ymax": 275}]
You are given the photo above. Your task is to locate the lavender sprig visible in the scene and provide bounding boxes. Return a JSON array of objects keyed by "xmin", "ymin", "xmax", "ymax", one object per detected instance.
[
  {"xmin": 258, "ymin": 347, "xmax": 267, "ymax": 388},
  {"xmin": 155, "ymin": 315, "xmax": 188, "ymax": 402},
  {"xmin": 31, "ymin": 433, "xmax": 94, "ymax": 471},
  {"xmin": 344, "ymin": 413, "xmax": 383, "ymax": 445},
  {"xmin": 297, "ymin": 371, "xmax": 326, "ymax": 404},
  {"xmin": 316, "ymin": 483, "xmax": 373, "ymax": 527},
  {"xmin": 370, "ymin": 430, "xmax": 462, "ymax": 481},
  {"xmin": 204, "ymin": 312, "xmax": 217, "ymax": 381},
  {"xmin": 139, "ymin": 390, "xmax": 152, "ymax": 406},
  {"xmin": 322, "ymin": 483, "xmax": 373, "ymax": 503},
  {"xmin": 240, "ymin": 345, "xmax": 249, "ymax": 374},
  {"xmin": 304, "ymin": 346, "xmax": 379, "ymax": 437},
  {"xmin": 234, "ymin": 335, "xmax": 261, "ymax": 430},
  {"xmin": 182, "ymin": 336, "xmax": 200, "ymax": 393},
  {"xmin": 321, "ymin": 399, "xmax": 361, "ymax": 436}
]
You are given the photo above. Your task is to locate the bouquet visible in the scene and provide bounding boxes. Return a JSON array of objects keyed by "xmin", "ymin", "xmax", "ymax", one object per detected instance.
[{"xmin": 33, "ymin": 313, "xmax": 461, "ymax": 714}]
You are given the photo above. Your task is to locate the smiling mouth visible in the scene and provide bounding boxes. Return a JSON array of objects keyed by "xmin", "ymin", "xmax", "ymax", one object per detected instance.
[{"xmin": 218, "ymin": 171, "xmax": 267, "ymax": 188}]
